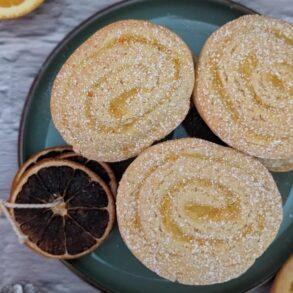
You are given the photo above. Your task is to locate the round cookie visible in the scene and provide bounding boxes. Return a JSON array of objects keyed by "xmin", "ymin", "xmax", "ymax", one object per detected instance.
[
  {"xmin": 258, "ymin": 157, "xmax": 293, "ymax": 173},
  {"xmin": 194, "ymin": 15, "xmax": 293, "ymax": 169},
  {"xmin": 117, "ymin": 138, "xmax": 283, "ymax": 285},
  {"xmin": 51, "ymin": 19, "xmax": 194, "ymax": 162}
]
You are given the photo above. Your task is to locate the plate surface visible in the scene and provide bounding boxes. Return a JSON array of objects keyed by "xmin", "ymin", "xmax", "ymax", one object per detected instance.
[{"xmin": 19, "ymin": 0, "xmax": 293, "ymax": 292}]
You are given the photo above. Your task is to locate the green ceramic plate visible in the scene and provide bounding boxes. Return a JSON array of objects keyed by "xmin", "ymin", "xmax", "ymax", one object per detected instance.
[{"xmin": 18, "ymin": 0, "xmax": 293, "ymax": 292}]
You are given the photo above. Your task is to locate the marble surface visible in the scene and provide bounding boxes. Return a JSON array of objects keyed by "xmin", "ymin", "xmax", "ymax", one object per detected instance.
[{"xmin": 0, "ymin": 0, "xmax": 292, "ymax": 292}]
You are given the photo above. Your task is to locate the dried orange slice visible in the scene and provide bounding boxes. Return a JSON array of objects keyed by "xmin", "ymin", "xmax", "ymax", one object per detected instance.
[
  {"xmin": 58, "ymin": 153, "xmax": 117, "ymax": 196},
  {"xmin": 12, "ymin": 146, "xmax": 72, "ymax": 190},
  {"xmin": 9, "ymin": 159, "xmax": 115, "ymax": 259},
  {"xmin": 271, "ymin": 256, "xmax": 293, "ymax": 293},
  {"xmin": 0, "ymin": 0, "xmax": 44, "ymax": 19}
]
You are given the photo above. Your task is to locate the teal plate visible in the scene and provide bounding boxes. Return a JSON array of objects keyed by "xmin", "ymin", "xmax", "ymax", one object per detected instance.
[{"xmin": 18, "ymin": 0, "xmax": 293, "ymax": 292}]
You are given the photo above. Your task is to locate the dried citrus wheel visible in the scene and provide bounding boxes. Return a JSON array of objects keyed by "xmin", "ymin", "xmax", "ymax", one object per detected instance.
[
  {"xmin": 9, "ymin": 159, "xmax": 115, "ymax": 259},
  {"xmin": 271, "ymin": 256, "xmax": 293, "ymax": 293},
  {"xmin": 0, "ymin": 0, "xmax": 44, "ymax": 19},
  {"xmin": 58, "ymin": 153, "xmax": 117, "ymax": 196},
  {"xmin": 12, "ymin": 146, "xmax": 72, "ymax": 190}
]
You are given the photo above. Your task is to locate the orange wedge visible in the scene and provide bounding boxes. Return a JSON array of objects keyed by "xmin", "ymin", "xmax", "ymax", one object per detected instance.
[
  {"xmin": 0, "ymin": 0, "xmax": 44, "ymax": 19},
  {"xmin": 271, "ymin": 256, "xmax": 293, "ymax": 293}
]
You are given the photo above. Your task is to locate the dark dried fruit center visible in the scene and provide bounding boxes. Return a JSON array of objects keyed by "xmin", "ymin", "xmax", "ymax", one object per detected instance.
[
  {"xmin": 52, "ymin": 199, "xmax": 67, "ymax": 216},
  {"xmin": 14, "ymin": 165, "xmax": 110, "ymax": 256}
]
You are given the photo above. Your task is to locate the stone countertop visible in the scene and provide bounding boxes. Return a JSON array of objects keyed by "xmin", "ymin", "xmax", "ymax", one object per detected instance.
[{"xmin": 0, "ymin": 0, "xmax": 292, "ymax": 292}]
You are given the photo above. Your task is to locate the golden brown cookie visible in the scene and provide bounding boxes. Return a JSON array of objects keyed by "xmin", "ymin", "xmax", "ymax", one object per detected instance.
[
  {"xmin": 194, "ymin": 15, "xmax": 293, "ymax": 170},
  {"xmin": 51, "ymin": 19, "xmax": 194, "ymax": 162},
  {"xmin": 117, "ymin": 138, "xmax": 283, "ymax": 285},
  {"xmin": 258, "ymin": 157, "xmax": 293, "ymax": 172}
]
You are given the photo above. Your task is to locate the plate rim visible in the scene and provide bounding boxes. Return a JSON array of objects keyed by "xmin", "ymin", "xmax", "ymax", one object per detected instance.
[{"xmin": 17, "ymin": 0, "xmax": 281, "ymax": 292}]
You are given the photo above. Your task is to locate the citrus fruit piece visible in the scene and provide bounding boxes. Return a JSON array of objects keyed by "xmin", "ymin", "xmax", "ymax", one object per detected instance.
[
  {"xmin": 271, "ymin": 256, "xmax": 293, "ymax": 293},
  {"xmin": 0, "ymin": 0, "xmax": 44, "ymax": 20},
  {"xmin": 12, "ymin": 146, "xmax": 72, "ymax": 190},
  {"xmin": 58, "ymin": 153, "xmax": 117, "ymax": 196},
  {"xmin": 9, "ymin": 159, "xmax": 115, "ymax": 259}
]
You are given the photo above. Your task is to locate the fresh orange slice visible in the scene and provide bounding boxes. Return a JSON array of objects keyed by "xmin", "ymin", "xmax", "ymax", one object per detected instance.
[
  {"xmin": 0, "ymin": 0, "xmax": 44, "ymax": 19},
  {"xmin": 9, "ymin": 159, "xmax": 115, "ymax": 259},
  {"xmin": 271, "ymin": 256, "xmax": 293, "ymax": 293}
]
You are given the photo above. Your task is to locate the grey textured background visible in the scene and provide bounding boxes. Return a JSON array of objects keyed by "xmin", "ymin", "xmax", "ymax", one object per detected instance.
[{"xmin": 0, "ymin": 1, "xmax": 292, "ymax": 292}]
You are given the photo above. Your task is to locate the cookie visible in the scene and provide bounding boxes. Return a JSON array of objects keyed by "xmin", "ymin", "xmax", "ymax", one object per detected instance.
[
  {"xmin": 117, "ymin": 138, "xmax": 283, "ymax": 285},
  {"xmin": 258, "ymin": 157, "xmax": 293, "ymax": 172},
  {"xmin": 194, "ymin": 15, "xmax": 293, "ymax": 170},
  {"xmin": 51, "ymin": 19, "xmax": 194, "ymax": 162}
]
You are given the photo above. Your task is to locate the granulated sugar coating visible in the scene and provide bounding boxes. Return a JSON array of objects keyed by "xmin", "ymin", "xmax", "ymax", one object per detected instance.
[
  {"xmin": 194, "ymin": 15, "xmax": 293, "ymax": 171},
  {"xmin": 51, "ymin": 19, "xmax": 194, "ymax": 162},
  {"xmin": 117, "ymin": 138, "xmax": 283, "ymax": 285}
]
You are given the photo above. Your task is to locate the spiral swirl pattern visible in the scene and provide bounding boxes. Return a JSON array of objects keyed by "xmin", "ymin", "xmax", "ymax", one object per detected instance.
[
  {"xmin": 117, "ymin": 138, "xmax": 282, "ymax": 285},
  {"xmin": 51, "ymin": 20, "xmax": 194, "ymax": 162},
  {"xmin": 195, "ymin": 15, "xmax": 293, "ymax": 165}
]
